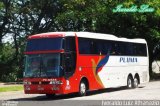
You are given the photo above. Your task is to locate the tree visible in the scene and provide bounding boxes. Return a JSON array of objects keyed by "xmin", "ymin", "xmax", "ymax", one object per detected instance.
[
  {"xmin": 0, "ymin": 0, "xmax": 64, "ymax": 81},
  {"xmin": 56, "ymin": 0, "xmax": 160, "ymax": 75},
  {"xmin": 0, "ymin": 0, "xmax": 159, "ymax": 81}
]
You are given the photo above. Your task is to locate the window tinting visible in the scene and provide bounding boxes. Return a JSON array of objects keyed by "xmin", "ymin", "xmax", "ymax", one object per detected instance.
[
  {"xmin": 78, "ymin": 38, "xmax": 93, "ymax": 54},
  {"xmin": 94, "ymin": 40, "xmax": 111, "ymax": 54},
  {"xmin": 78, "ymin": 37, "xmax": 147, "ymax": 56},
  {"xmin": 65, "ymin": 37, "xmax": 76, "ymax": 52},
  {"xmin": 133, "ymin": 43, "xmax": 147, "ymax": 56},
  {"xmin": 64, "ymin": 37, "xmax": 77, "ymax": 75},
  {"xmin": 26, "ymin": 38, "xmax": 63, "ymax": 52},
  {"xmin": 78, "ymin": 38, "xmax": 111, "ymax": 55},
  {"xmin": 110, "ymin": 42, "xmax": 147, "ymax": 56}
]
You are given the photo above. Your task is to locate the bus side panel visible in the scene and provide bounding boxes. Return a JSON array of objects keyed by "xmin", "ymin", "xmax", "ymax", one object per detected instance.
[
  {"xmin": 62, "ymin": 55, "xmax": 105, "ymax": 94},
  {"xmin": 76, "ymin": 55, "xmax": 106, "ymax": 90},
  {"xmin": 98, "ymin": 56, "xmax": 149, "ymax": 88}
]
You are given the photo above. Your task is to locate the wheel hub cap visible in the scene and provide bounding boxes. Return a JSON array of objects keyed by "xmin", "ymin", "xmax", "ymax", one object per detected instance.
[{"xmin": 80, "ymin": 83, "xmax": 86, "ymax": 93}]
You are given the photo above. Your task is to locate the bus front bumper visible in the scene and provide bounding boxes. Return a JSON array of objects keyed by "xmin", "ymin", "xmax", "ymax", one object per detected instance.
[{"xmin": 24, "ymin": 84, "xmax": 64, "ymax": 94}]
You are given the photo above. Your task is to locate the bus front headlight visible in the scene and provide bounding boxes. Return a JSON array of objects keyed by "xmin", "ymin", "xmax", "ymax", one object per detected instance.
[
  {"xmin": 49, "ymin": 80, "xmax": 63, "ymax": 85},
  {"xmin": 23, "ymin": 81, "xmax": 31, "ymax": 85}
]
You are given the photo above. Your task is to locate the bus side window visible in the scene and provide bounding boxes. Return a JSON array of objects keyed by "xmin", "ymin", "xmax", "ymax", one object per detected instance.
[
  {"xmin": 79, "ymin": 38, "xmax": 92, "ymax": 54},
  {"xmin": 136, "ymin": 44, "xmax": 147, "ymax": 56},
  {"xmin": 93, "ymin": 40, "xmax": 100, "ymax": 54},
  {"xmin": 114, "ymin": 42, "xmax": 121, "ymax": 55},
  {"xmin": 110, "ymin": 42, "xmax": 117, "ymax": 55}
]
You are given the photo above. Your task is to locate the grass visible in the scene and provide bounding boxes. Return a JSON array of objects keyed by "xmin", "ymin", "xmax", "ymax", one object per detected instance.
[{"xmin": 0, "ymin": 85, "xmax": 23, "ymax": 92}]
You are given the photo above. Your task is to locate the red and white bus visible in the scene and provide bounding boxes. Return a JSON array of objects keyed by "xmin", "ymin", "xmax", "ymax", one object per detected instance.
[{"xmin": 24, "ymin": 32, "xmax": 149, "ymax": 97}]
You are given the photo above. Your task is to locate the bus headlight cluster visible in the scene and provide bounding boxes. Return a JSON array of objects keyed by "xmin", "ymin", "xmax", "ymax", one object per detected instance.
[
  {"xmin": 23, "ymin": 81, "xmax": 31, "ymax": 85},
  {"xmin": 25, "ymin": 86, "xmax": 30, "ymax": 90},
  {"xmin": 49, "ymin": 80, "xmax": 63, "ymax": 85}
]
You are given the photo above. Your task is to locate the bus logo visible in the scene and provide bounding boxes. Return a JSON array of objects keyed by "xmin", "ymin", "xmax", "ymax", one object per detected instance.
[{"xmin": 120, "ymin": 57, "xmax": 138, "ymax": 63}]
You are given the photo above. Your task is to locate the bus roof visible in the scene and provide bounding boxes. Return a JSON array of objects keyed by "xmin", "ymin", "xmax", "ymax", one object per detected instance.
[{"xmin": 28, "ymin": 32, "xmax": 147, "ymax": 44}]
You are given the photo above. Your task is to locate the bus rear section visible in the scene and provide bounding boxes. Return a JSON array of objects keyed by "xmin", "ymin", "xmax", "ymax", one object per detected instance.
[{"xmin": 77, "ymin": 35, "xmax": 149, "ymax": 89}]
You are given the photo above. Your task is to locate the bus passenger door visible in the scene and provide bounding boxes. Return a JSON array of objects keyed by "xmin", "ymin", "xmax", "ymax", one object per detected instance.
[
  {"xmin": 64, "ymin": 36, "xmax": 76, "ymax": 79},
  {"xmin": 64, "ymin": 53, "xmax": 76, "ymax": 79}
]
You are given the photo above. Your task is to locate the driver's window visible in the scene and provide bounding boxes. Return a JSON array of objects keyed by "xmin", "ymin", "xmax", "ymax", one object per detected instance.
[
  {"xmin": 64, "ymin": 37, "xmax": 76, "ymax": 76},
  {"xmin": 65, "ymin": 53, "xmax": 73, "ymax": 72}
]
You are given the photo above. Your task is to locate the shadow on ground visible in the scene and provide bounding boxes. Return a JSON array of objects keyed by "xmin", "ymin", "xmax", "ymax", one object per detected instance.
[
  {"xmin": 7, "ymin": 86, "xmax": 144, "ymax": 101},
  {"xmin": 150, "ymin": 73, "xmax": 160, "ymax": 81}
]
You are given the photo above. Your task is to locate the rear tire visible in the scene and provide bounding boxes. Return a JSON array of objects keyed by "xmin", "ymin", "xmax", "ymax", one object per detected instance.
[
  {"xmin": 127, "ymin": 76, "xmax": 133, "ymax": 89},
  {"xmin": 133, "ymin": 77, "xmax": 139, "ymax": 88},
  {"xmin": 79, "ymin": 81, "xmax": 87, "ymax": 96}
]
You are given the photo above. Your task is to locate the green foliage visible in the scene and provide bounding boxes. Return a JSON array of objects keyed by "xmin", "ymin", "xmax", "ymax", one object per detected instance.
[
  {"xmin": 0, "ymin": 43, "xmax": 15, "ymax": 63},
  {"xmin": 0, "ymin": 85, "xmax": 23, "ymax": 92},
  {"xmin": 0, "ymin": 0, "xmax": 160, "ymax": 81},
  {"xmin": 0, "ymin": 43, "xmax": 18, "ymax": 82}
]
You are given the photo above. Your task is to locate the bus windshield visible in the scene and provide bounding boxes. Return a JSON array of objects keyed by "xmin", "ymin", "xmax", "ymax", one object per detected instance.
[{"xmin": 24, "ymin": 53, "xmax": 63, "ymax": 78}]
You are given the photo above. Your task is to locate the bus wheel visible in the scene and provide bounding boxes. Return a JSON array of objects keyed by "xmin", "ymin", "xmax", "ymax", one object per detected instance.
[
  {"xmin": 133, "ymin": 77, "xmax": 139, "ymax": 88},
  {"xmin": 127, "ymin": 76, "xmax": 133, "ymax": 89},
  {"xmin": 79, "ymin": 81, "xmax": 87, "ymax": 96},
  {"xmin": 46, "ymin": 94, "xmax": 55, "ymax": 98}
]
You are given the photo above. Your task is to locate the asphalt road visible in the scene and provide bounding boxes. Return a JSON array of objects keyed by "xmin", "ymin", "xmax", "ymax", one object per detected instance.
[{"xmin": 0, "ymin": 81, "xmax": 160, "ymax": 106}]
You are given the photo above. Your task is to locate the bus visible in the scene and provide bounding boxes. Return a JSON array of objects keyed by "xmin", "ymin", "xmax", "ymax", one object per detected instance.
[{"xmin": 24, "ymin": 32, "xmax": 149, "ymax": 97}]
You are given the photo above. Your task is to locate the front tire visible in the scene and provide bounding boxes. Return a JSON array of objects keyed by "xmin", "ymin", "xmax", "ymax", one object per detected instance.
[{"xmin": 79, "ymin": 81, "xmax": 87, "ymax": 96}]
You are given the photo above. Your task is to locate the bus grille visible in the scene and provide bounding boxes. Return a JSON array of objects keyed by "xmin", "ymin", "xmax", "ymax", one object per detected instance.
[{"xmin": 31, "ymin": 81, "xmax": 50, "ymax": 85}]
